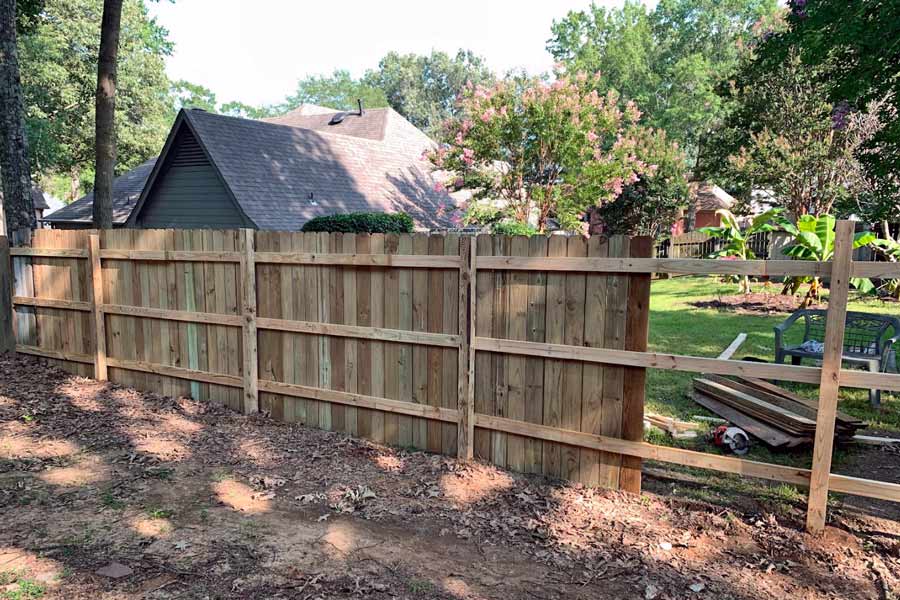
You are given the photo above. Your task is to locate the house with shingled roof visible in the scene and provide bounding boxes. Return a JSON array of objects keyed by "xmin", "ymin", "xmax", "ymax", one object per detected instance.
[{"xmin": 45, "ymin": 104, "xmax": 456, "ymax": 230}]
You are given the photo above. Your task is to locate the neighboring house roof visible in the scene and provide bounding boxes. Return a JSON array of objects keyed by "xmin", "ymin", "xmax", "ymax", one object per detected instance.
[
  {"xmin": 46, "ymin": 105, "xmax": 453, "ymax": 230},
  {"xmin": 44, "ymin": 159, "xmax": 157, "ymax": 225},
  {"xmin": 690, "ymin": 182, "xmax": 735, "ymax": 212}
]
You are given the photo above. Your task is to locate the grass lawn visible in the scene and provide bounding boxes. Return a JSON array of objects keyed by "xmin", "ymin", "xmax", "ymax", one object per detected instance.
[{"xmin": 645, "ymin": 276, "xmax": 900, "ymax": 450}]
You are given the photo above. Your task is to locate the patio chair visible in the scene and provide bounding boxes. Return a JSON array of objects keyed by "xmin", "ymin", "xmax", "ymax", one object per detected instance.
[{"xmin": 774, "ymin": 309, "xmax": 900, "ymax": 407}]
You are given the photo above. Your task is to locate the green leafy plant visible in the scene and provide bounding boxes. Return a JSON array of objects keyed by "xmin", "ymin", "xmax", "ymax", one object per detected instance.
[
  {"xmin": 779, "ymin": 214, "xmax": 875, "ymax": 305},
  {"xmin": 871, "ymin": 237, "xmax": 900, "ymax": 299},
  {"xmin": 301, "ymin": 212, "xmax": 414, "ymax": 234},
  {"xmin": 699, "ymin": 208, "xmax": 782, "ymax": 294}
]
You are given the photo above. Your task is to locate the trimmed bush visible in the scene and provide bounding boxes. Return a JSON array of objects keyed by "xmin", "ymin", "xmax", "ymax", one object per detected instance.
[{"xmin": 301, "ymin": 212, "xmax": 414, "ymax": 234}]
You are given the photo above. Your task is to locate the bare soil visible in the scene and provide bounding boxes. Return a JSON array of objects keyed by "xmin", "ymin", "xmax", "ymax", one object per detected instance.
[
  {"xmin": 689, "ymin": 291, "xmax": 823, "ymax": 315},
  {"xmin": 1, "ymin": 354, "xmax": 898, "ymax": 599}
]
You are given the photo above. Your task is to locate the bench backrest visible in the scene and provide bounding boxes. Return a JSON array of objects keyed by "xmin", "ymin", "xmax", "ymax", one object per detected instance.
[{"xmin": 800, "ymin": 310, "xmax": 899, "ymax": 356}]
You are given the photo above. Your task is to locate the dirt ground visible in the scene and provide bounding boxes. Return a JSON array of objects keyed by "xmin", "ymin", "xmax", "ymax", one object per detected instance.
[
  {"xmin": 689, "ymin": 291, "xmax": 824, "ymax": 315},
  {"xmin": 1, "ymin": 354, "xmax": 899, "ymax": 599}
]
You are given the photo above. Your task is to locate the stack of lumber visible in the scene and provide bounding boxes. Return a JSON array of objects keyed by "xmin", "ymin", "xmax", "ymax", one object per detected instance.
[{"xmin": 692, "ymin": 375, "xmax": 866, "ymax": 449}]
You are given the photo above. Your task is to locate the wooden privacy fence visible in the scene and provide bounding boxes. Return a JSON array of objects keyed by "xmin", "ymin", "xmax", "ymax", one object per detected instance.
[{"xmin": 4, "ymin": 223, "xmax": 900, "ymax": 534}]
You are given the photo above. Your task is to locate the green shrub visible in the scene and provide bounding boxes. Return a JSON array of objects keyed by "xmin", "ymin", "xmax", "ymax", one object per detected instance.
[
  {"xmin": 492, "ymin": 221, "xmax": 539, "ymax": 237},
  {"xmin": 301, "ymin": 212, "xmax": 414, "ymax": 234}
]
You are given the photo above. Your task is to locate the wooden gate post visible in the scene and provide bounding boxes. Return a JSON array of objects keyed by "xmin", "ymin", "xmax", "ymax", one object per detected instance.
[
  {"xmin": 88, "ymin": 233, "xmax": 107, "ymax": 379},
  {"xmin": 458, "ymin": 235, "xmax": 475, "ymax": 460},
  {"xmin": 240, "ymin": 228, "xmax": 259, "ymax": 414},
  {"xmin": 0, "ymin": 236, "xmax": 13, "ymax": 353},
  {"xmin": 806, "ymin": 220, "xmax": 854, "ymax": 534}
]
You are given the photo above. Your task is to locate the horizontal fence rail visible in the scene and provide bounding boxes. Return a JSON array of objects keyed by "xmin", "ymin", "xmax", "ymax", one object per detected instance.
[{"xmin": 4, "ymin": 226, "xmax": 900, "ymax": 536}]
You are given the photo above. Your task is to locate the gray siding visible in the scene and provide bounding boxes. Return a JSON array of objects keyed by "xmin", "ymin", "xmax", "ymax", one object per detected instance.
[{"xmin": 135, "ymin": 127, "xmax": 247, "ymax": 229}]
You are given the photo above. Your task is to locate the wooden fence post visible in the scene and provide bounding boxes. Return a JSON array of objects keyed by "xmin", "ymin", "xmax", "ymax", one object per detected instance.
[
  {"xmin": 88, "ymin": 233, "xmax": 107, "ymax": 379},
  {"xmin": 458, "ymin": 236, "xmax": 475, "ymax": 460},
  {"xmin": 0, "ymin": 236, "xmax": 13, "ymax": 352},
  {"xmin": 241, "ymin": 228, "xmax": 259, "ymax": 414},
  {"xmin": 806, "ymin": 220, "xmax": 854, "ymax": 534}
]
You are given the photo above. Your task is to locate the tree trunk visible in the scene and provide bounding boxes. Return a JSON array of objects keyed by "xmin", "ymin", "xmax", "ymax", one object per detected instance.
[
  {"xmin": 92, "ymin": 0, "xmax": 123, "ymax": 229},
  {"xmin": 0, "ymin": 0, "xmax": 36, "ymax": 236}
]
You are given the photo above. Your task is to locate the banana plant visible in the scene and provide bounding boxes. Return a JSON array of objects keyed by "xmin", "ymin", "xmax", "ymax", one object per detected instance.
[
  {"xmin": 779, "ymin": 214, "xmax": 876, "ymax": 305},
  {"xmin": 699, "ymin": 208, "xmax": 783, "ymax": 294},
  {"xmin": 871, "ymin": 237, "xmax": 900, "ymax": 298}
]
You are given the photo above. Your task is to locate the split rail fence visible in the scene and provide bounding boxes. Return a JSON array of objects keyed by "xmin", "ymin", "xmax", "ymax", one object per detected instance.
[{"xmin": 2, "ymin": 222, "xmax": 900, "ymax": 534}]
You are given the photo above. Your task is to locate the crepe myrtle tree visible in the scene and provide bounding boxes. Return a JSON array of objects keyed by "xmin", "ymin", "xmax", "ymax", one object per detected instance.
[{"xmin": 427, "ymin": 71, "xmax": 659, "ymax": 233}]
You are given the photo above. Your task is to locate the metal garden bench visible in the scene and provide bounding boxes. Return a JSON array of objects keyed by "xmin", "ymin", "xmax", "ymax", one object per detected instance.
[{"xmin": 774, "ymin": 309, "xmax": 900, "ymax": 406}]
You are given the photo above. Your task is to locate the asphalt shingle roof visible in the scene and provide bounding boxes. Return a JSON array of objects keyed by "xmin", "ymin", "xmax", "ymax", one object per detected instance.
[
  {"xmin": 49, "ymin": 108, "xmax": 453, "ymax": 230},
  {"xmin": 44, "ymin": 159, "xmax": 157, "ymax": 224}
]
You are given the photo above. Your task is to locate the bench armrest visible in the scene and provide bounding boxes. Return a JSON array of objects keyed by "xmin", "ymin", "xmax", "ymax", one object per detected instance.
[
  {"xmin": 881, "ymin": 333, "xmax": 900, "ymax": 372},
  {"xmin": 774, "ymin": 311, "xmax": 805, "ymax": 350}
]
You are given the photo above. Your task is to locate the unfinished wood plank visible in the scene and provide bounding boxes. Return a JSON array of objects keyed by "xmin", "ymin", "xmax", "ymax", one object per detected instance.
[
  {"xmin": 106, "ymin": 356, "xmax": 243, "ymax": 388},
  {"xmin": 472, "ymin": 234, "xmax": 493, "ymax": 460},
  {"xmin": 329, "ymin": 232, "xmax": 346, "ymax": 432},
  {"xmin": 441, "ymin": 233, "xmax": 459, "ymax": 456},
  {"xmin": 342, "ymin": 233, "xmax": 359, "ymax": 436},
  {"xmin": 100, "ymin": 304, "xmax": 243, "ymax": 326},
  {"xmin": 807, "ymin": 220, "xmax": 854, "ymax": 535},
  {"xmin": 0, "ymin": 236, "xmax": 12, "ymax": 352},
  {"xmin": 98, "ymin": 249, "xmax": 241, "ymax": 262},
  {"xmin": 560, "ymin": 235, "xmax": 587, "ymax": 481},
  {"xmin": 427, "ymin": 234, "xmax": 445, "ymax": 454},
  {"xmin": 523, "ymin": 235, "xmax": 547, "ymax": 475},
  {"xmin": 16, "ymin": 344, "xmax": 93, "ymax": 364},
  {"xmin": 541, "ymin": 235, "xmax": 567, "ymax": 478},
  {"xmin": 9, "ymin": 247, "xmax": 87, "ymax": 258},
  {"xmin": 356, "ymin": 234, "xmax": 374, "ymax": 440},
  {"xmin": 476, "ymin": 256, "xmax": 832, "ymax": 278},
  {"xmin": 259, "ymin": 379, "xmax": 459, "ymax": 423},
  {"xmin": 458, "ymin": 235, "xmax": 475, "ymax": 460},
  {"xmin": 692, "ymin": 393, "xmax": 806, "ymax": 447},
  {"xmin": 241, "ymin": 229, "xmax": 259, "ymax": 414},
  {"xmin": 369, "ymin": 233, "xmax": 386, "ymax": 442},
  {"xmin": 397, "ymin": 234, "xmax": 414, "ymax": 448},
  {"xmin": 88, "ymin": 234, "xmax": 107, "ymax": 379},
  {"xmin": 254, "ymin": 252, "xmax": 462, "ymax": 268},
  {"xmin": 490, "ymin": 235, "xmax": 510, "ymax": 468},
  {"xmin": 316, "ymin": 232, "xmax": 332, "ymax": 431},
  {"xmin": 12, "ymin": 296, "xmax": 91, "ymax": 311},
  {"xmin": 383, "ymin": 234, "xmax": 401, "ymax": 447},
  {"xmin": 504, "ymin": 236, "xmax": 529, "ymax": 473},
  {"xmin": 621, "ymin": 236, "xmax": 652, "ymax": 494},
  {"xmin": 581, "ymin": 235, "xmax": 607, "ymax": 486}
]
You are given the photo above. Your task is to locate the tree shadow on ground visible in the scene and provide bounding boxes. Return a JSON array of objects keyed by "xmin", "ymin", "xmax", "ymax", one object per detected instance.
[{"xmin": 1, "ymin": 354, "xmax": 897, "ymax": 599}]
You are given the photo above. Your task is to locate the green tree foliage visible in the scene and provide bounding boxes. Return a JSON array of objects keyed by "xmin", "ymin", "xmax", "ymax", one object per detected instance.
[
  {"xmin": 364, "ymin": 50, "xmax": 495, "ymax": 135},
  {"xmin": 591, "ymin": 126, "xmax": 689, "ymax": 237},
  {"xmin": 705, "ymin": 48, "xmax": 890, "ymax": 218},
  {"xmin": 283, "ymin": 69, "xmax": 388, "ymax": 113},
  {"xmin": 19, "ymin": 0, "xmax": 172, "ymax": 199},
  {"xmin": 754, "ymin": 0, "xmax": 900, "ymax": 185},
  {"xmin": 547, "ymin": 0, "xmax": 778, "ymax": 163},
  {"xmin": 429, "ymin": 72, "xmax": 685, "ymax": 233}
]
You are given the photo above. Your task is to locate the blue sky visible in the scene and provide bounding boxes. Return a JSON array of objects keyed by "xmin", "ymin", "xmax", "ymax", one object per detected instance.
[{"xmin": 148, "ymin": 0, "xmax": 648, "ymax": 107}]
